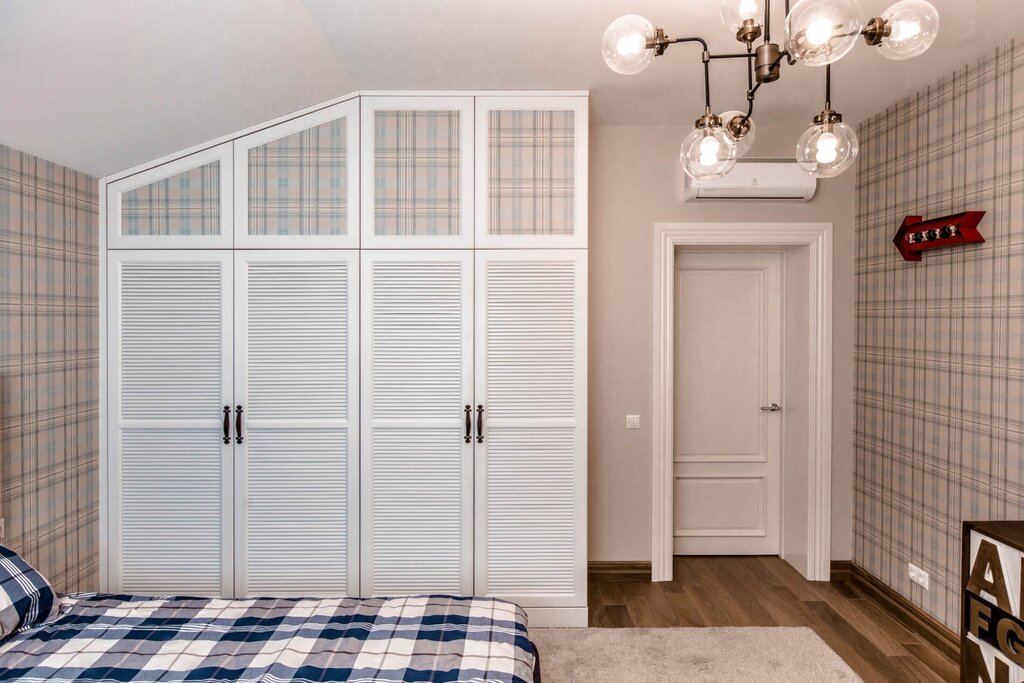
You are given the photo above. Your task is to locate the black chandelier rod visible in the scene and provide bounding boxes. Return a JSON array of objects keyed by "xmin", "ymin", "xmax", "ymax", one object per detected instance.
[
  {"xmin": 663, "ymin": 37, "xmax": 714, "ymax": 109},
  {"xmin": 737, "ymin": 48, "xmax": 789, "ymax": 126},
  {"xmin": 825, "ymin": 63, "xmax": 832, "ymax": 107},
  {"xmin": 662, "ymin": 0, "xmax": 802, "ymax": 126}
]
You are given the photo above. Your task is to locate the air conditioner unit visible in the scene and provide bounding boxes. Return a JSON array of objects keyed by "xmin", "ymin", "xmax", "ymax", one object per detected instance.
[{"xmin": 682, "ymin": 159, "xmax": 817, "ymax": 202}]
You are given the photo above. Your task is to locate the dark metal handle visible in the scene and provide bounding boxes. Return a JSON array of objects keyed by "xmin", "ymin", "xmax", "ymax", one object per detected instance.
[
  {"xmin": 223, "ymin": 406, "xmax": 231, "ymax": 444},
  {"xmin": 464, "ymin": 405, "xmax": 472, "ymax": 443},
  {"xmin": 235, "ymin": 405, "xmax": 243, "ymax": 444},
  {"xmin": 475, "ymin": 404, "xmax": 484, "ymax": 443}
]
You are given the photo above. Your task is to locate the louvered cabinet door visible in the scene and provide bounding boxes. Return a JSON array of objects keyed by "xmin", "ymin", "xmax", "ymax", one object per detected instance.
[
  {"xmin": 474, "ymin": 250, "xmax": 587, "ymax": 613},
  {"xmin": 360, "ymin": 250, "xmax": 474, "ymax": 596},
  {"xmin": 107, "ymin": 251, "xmax": 233, "ymax": 596},
  {"xmin": 234, "ymin": 251, "xmax": 359, "ymax": 596},
  {"xmin": 234, "ymin": 99, "xmax": 359, "ymax": 248},
  {"xmin": 107, "ymin": 143, "xmax": 233, "ymax": 249}
]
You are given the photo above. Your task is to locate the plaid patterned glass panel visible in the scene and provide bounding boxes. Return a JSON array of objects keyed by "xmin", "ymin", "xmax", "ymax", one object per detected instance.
[
  {"xmin": 248, "ymin": 117, "xmax": 347, "ymax": 236},
  {"xmin": 374, "ymin": 110, "xmax": 461, "ymax": 236},
  {"xmin": 120, "ymin": 162, "xmax": 220, "ymax": 236},
  {"xmin": 488, "ymin": 110, "xmax": 575, "ymax": 236}
]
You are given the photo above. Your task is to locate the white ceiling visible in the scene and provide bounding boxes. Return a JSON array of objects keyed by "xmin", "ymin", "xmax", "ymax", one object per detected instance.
[{"xmin": 0, "ymin": 0, "xmax": 1019, "ymax": 176}]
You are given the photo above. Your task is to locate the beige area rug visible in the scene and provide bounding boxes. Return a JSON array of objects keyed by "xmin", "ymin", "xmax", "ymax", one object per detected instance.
[{"xmin": 530, "ymin": 627, "xmax": 863, "ymax": 682}]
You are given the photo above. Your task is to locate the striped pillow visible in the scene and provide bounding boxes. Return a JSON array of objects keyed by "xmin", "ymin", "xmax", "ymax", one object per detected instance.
[{"xmin": 0, "ymin": 545, "xmax": 58, "ymax": 640}]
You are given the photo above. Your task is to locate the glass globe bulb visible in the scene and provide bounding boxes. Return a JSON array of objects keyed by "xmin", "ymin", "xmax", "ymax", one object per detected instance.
[
  {"xmin": 721, "ymin": 0, "xmax": 762, "ymax": 30},
  {"xmin": 785, "ymin": 0, "xmax": 864, "ymax": 66},
  {"xmin": 602, "ymin": 15, "xmax": 656, "ymax": 75},
  {"xmin": 720, "ymin": 110, "xmax": 757, "ymax": 157},
  {"xmin": 878, "ymin": 0, "xmax": 939, "ymax": 60},
  {"xmin": 795, "ymin": 120, "xmax": 858, "ymax": 178},
  {"xmin": 680, "ymin": 126, "xmax": 738, "ymax": 181}
]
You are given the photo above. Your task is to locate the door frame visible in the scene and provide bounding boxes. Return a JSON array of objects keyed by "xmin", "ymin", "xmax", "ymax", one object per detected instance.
[{"xmin": 651, "ymin": 222, "xmax": 833, "ymax": 582}]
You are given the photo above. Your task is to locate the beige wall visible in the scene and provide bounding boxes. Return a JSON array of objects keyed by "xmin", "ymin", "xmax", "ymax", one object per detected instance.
[{"xmin": 587, "ymin": 121, "xmax": 856, "ymax": 562}]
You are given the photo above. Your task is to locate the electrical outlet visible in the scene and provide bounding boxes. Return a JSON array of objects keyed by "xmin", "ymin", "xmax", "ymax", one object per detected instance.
[
  {"xmin": 909, "ymin": 562, "xmax": 929, "ymax": 590},
  {"xmin": 626, "ymin": 415, "xmax": 641, "ymax": 429}
]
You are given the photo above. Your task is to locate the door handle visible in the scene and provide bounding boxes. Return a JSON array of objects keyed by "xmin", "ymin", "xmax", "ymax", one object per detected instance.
[
  {"xmin": 235, "ymin": 405, "xmax": 244, "ymax": 444},
  {"xmin": 475, "ymin": 404, "xmax": 484, "ymax": 443},
  {"xmin": 760, "ymin": 403, "xmax": 782, "ymax": 412},
  {"xmin": 223, "ymin": 406, "xmax": 231, "ymax": 444},
  {"xmin": 464, "ymin": 405, "xmax": 472, "ymax": 443}
]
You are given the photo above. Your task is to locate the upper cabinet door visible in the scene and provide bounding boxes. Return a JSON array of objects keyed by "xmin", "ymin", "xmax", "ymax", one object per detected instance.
[
  {"xmin": 235, "ymin": 100, "xmax": 360, "ymax": 248},
  {"xmin": 107, "ymin": 143, "xmax": 234, "ymax": 249},
  {"xmin": 475, "ymin": 96, "xmax": 588, "ymax": 249},
  {"xmin": 361, "ymin": 96, "xmax": 474, "ymax": 248}
]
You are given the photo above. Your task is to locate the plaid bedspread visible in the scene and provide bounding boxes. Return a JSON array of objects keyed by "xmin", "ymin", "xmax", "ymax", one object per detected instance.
[{"xmin": 0, "ymin": 593, "xmax": 537, "ymax": 682}]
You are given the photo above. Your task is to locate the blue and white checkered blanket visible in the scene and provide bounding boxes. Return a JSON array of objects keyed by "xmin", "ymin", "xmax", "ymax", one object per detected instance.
[{"xmin": 0, "ymin": 593, "xmax": 537, "ymax": 682}]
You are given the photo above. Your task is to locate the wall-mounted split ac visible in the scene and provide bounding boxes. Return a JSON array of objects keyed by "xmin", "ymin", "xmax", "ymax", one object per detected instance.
[{"xmin": 683, "ymin": 159, "xmax": 817, "ymax": 202}]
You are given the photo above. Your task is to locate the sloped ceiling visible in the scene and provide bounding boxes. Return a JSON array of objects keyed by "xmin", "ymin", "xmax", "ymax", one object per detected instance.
[{"xmin": 0, "ymin": 0, "xmax": 1019, "ymax": 176}]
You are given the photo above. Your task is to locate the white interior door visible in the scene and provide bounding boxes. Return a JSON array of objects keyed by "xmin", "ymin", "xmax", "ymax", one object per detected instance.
[
  {"xmin": 234, "ymin": 250, "xmax": 359, "ymax": 596},
  {"xmin": 673, "ymin": 251, "xmax": 782, "ymax": 555},
  {"xmin": 360, "ymin": 250, "xmax": 474, "ymax": 595},
  {"xmin": 107, "ymin": 250, "xmax": 233, "ymax": 596},
  {"xmin": 474, "ymin": 250, "xmax": 587, "ymax": 609}
]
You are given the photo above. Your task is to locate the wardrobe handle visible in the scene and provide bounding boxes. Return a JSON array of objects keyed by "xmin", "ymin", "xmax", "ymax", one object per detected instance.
[
  {"xmin": 235, "ymin": 405, "xmax": 243, "ymax": 444},
  {"xmin": 464, "ymin": 405, "xmax": 472, "ymax": 443},
  {"xmin": 223, "ymin": 406, "xmax": 231, "ymax": 444},
  {"xmin": 476, "ymin": 404, "xmax": 484, "ymax": 444}
]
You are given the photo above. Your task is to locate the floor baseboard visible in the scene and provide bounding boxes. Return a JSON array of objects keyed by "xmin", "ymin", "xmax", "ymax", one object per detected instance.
[
  {"xmin": 588, "ymin": 561, "xmax": 652, "ymax": 578},
  {"xmin": 831, "ymin": 560, "xmax": 959, "ymax": 662}
]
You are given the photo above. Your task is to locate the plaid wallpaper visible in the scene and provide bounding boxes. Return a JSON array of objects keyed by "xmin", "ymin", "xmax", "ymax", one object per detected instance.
[
  {"xmin": 121, "ymin": 161, "xmax": 219, "ymax": 236},
  {"xmin": 0, "ymin": 144, "xmax": 98, "ymax": 593},
  {"xmin": 488, "ymin": 109, "xmax": 575, "ymax": 236},
  {"xmin": 854, "ymin": 41, "xmax": 1024, "ymax": 631},
  {"xmin": 374, "ymin": 110, "xmax": 461, "ymax": 236},
  {"xmin": 248, "ymin": 117, "xmax": 347, "ymax": 236}
]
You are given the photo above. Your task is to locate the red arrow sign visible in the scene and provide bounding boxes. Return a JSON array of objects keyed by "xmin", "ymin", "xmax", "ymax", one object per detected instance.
[{"xmin": 892, "ymin": 211, "xmax": 986, "ymax": 261}]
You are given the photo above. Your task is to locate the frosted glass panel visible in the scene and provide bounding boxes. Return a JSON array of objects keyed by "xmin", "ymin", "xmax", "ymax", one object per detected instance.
[
  {"xmin": 121, "ymin": 162, "xmax": 220, "ymax": 236},
  {"xmin": 374, "ymin": 110, "xmax": 461, "ymax": 236},
  {"xmin": 248, "ymin": 117, "xmax": 347, "ymax": 236},
  {"xmin": 488, "ymin": 110, "xmax": 574, "ymax": 236}
]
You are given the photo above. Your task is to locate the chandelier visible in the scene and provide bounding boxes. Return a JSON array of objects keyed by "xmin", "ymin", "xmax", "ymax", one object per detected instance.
[{"xmin": 601, "ymin": 0, "xmax": 939, "ymax": 180}]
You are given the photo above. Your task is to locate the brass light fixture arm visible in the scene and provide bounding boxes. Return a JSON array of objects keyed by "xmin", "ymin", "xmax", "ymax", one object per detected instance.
[
  {"xmin": 647, "ymin": 36, "xmax": 714, "ymax": 109},
  {"xmin": 646, "ymin": 0, "xmax": 805, "ymax": 138}
]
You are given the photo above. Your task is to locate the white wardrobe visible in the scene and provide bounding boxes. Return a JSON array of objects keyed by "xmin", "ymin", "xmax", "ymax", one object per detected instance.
[{"xmin": 100, "ymin": 92, "xmax": 588, "ymax": 626}]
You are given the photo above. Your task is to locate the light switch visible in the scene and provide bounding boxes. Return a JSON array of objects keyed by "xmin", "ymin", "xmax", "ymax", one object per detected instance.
[{"xmin": 626, "ymin": 415, "xmax": 641, "ymax": 429}]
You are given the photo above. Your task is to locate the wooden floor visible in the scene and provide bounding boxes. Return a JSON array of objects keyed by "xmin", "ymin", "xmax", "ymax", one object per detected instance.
[{"xmin": 588, "ymin": 556, "xmax": 958, "ymax": 683}]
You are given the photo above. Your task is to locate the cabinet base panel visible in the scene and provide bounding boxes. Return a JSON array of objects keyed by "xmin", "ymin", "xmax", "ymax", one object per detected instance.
[{"xmin": 524, "ymin": 606, "xmax": 588, "ymax": 627}]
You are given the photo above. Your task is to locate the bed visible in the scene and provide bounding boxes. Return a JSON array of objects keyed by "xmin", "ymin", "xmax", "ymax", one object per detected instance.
[{"xmin": 0, "ymin": 593, "xmax": 540, "ymax": 682}]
